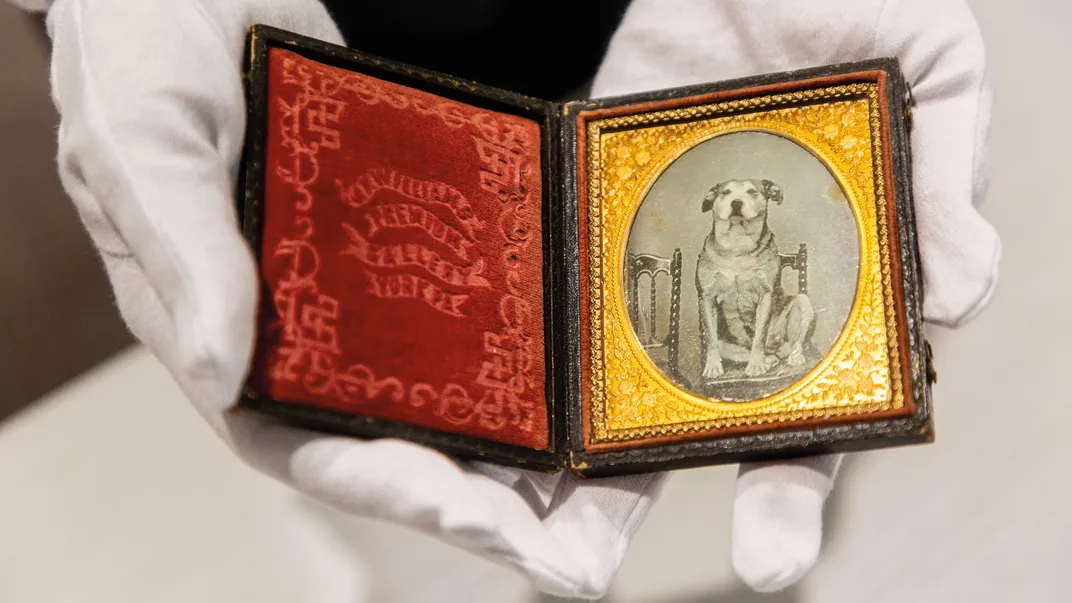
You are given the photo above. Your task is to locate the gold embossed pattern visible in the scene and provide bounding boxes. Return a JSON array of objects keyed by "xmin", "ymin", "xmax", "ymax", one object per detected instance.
[{"xmin": 584, "ymin": 85, "xmax": 903, "ymax": 443}]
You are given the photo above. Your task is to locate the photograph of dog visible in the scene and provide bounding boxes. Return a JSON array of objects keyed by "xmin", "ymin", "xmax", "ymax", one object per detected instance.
[
  {"xmin": 695, "ymin": 179, "xmax": 815, "ymax": 382},
  {"xmin": 623, "ymin": 131, "xmax": 860, "ymax": 402}
]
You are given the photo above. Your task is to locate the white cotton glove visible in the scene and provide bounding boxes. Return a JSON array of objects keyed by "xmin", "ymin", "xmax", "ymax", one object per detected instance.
[
  {"xmin": 592, "ymin": 0, "xmax": 998, "ymax": 592},
  {"xmin": 36, "ymin": 0, "xmax": 661, "ymax": 599}
]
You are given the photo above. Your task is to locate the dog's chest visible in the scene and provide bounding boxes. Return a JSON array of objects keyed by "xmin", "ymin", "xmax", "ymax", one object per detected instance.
[
  {"xmin": 698, "ymin": 241, "xmax": 779, "ymax": 341},
  {"xmin": 699, "ymin": 249, "xmax": 777, "ymax": 300},
  {"xmin": 707, "ymin": 262, "xmax": 772, "ymax": 307}
]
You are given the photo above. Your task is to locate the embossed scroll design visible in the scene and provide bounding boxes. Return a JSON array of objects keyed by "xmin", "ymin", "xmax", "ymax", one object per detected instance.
[
  {"xmin": 265, "ymin": 52, "xmax": 540, "ymax": 435},
  {"xmin": 585, "ymin": 84, "xmax": 904, "ymax": 443},
  {"xmin": 337, "ymin": 169, "xmax": 489, "ymax": 318}
]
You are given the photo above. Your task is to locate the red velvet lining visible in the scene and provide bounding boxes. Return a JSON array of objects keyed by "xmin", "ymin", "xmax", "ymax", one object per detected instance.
[{"xmin": 248, "ymin": 48, "xmax": 548, "ymax": 450}]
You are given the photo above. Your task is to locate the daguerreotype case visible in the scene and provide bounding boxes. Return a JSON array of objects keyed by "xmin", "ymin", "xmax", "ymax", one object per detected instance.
[{"xmin": 238, "ymin": 25, "xmax": 935, "ymax": 476}]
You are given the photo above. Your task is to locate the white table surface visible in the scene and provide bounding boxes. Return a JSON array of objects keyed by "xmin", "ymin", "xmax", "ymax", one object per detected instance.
[{"xmin": 1, "ymin": 0, "xmax": 1069, "ymax": 601}]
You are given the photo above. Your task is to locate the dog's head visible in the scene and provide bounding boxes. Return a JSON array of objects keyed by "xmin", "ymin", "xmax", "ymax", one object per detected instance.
[
  {"xmin": 701, "ymin": 179, "xmax": 782, "ymax": 250},
  {"xmin": 701, "ymin": 179, "xmax": 783, "ymax": 219}
]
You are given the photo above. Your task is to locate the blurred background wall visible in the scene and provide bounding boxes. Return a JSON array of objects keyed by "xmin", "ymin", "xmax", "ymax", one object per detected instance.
[{"xmin": 0, "ymin": 6, "xmax": 131, "ymax": 420}]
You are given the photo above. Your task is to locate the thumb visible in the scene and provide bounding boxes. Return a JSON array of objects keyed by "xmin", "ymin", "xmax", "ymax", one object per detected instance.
[
  {"xmin": 47, "ymin": 0, "xmax": 346, "ymax": 429},
  {"xmin": 49, "ymin": 0, "xmax": 256, "ymax": 418},
  {"xmin": 875, "ymin": 0, "xmax": 999, "ymax": 326}
]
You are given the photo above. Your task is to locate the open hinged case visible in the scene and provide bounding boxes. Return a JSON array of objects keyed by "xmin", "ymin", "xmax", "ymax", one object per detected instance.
[{"xmin": 238, "ymin": 25, "xmax": 935, "ymax": 477}]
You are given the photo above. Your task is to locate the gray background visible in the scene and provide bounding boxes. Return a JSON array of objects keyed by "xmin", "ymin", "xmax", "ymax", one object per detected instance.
[
  {"xmin": 0, "ymin": 13, "xmax": 131, "ymax": 420},
  {"xmin": 1, "ymin": 0, "xmax": 1071, "ymax": 601},
  {"xmin": 625, "ymin": 131, "xmax": 859, "ymax": 387}
]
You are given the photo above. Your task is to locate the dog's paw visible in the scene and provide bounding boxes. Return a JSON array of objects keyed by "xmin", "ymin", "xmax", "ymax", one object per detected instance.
[
  {"xmin": 787, "ymin": 347, "xmax": 806, "ymax": 367},
  {"xmin": 703, "ymin": 357, "xmax": 725, "ymax": 380},
  {"xmin": 764, "ymin": 355, "xmax": 780, "ymax": 371},
  {"xmin": 745, "ymin": 358, "xmax": 769, "ymax": 377}
]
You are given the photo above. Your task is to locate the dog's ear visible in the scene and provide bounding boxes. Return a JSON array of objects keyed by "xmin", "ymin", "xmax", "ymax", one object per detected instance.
[
  {"xmin": 760, "ymin": 179, "xmax": 783, "ymax": 204},
  {"xmin": 702, "ymin": 183, "xmax": 722, "ymax": 212}
]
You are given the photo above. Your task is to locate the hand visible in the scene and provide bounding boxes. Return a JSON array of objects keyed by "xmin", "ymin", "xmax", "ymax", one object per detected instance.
[
  {"xmin": 594, "ymin": 0, "xmax": 998, "ymax": 591},
  {"xmin": 42, "ymin": 0, "xmax": 661, "ymax": 598}
]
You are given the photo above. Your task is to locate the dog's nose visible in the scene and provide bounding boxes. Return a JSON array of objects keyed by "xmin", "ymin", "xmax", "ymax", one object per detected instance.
[{"xmin": 730, "ymin": 199, "xmax": 743, "ymax": 214}]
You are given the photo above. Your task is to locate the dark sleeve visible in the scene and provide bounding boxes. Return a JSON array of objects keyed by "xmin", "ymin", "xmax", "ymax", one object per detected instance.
[{"xmin": 319, "ymin": 0, "xmax": 632, "ymax": 100}]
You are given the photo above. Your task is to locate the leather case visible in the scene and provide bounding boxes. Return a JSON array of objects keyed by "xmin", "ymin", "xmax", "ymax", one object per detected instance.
[{"xmin": 239, "ymin": 25, "xmax": 934, "ymax": 477}]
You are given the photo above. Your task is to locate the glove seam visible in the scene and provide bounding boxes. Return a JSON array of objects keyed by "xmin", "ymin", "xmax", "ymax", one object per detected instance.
[
  {"xmin": 187, "ymin": 0, "xmax": 234, "ymax": 62},
  {"xmin": 969, "ymin": 26, "xmax": 992, "ymax": 208},
  {"xmin": 868, "ymin": 0, "xmax": 893, "ymax": 59},
  {"xmin": 459, "ymin": 473, "xmax": 588, "ymax": 595}
]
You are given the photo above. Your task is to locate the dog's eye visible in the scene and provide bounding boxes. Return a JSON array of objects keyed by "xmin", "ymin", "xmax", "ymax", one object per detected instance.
[
  {"xmin": 720, "ymin": 189, "xmax": 730, "ymax": 196},
  {"xmin": 747, "ymin": 189, "xmax": 758, "ymax": 197}
]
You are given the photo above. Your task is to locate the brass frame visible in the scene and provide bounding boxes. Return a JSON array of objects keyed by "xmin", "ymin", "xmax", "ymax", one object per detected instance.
[{"xmin": 583, "ymin": 84, "xmax": 907, "ymax": 445}]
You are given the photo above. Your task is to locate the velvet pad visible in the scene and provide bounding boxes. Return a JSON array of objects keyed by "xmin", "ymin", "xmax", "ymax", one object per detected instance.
[{"xmin": 248, "ymin": 48, "xmax": 548, "ymax": 450}]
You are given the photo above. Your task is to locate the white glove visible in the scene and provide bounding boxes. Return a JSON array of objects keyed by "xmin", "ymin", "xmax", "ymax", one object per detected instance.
[
  {"xmin": 40, "ymin": 0, "xmax": 657, "ymax": 599},
  {"xmin": 31, "ymin": 0, "xmax": 996, "ymax": 596},
  {"xmin": 593, "ymin": 0, "xmax": 998, "ymax": 592}
]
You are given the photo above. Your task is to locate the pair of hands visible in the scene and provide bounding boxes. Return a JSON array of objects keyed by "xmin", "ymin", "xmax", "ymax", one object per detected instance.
[{"xmin": 24, "ymin": 0, "xmax": 998, "ymax": 598}]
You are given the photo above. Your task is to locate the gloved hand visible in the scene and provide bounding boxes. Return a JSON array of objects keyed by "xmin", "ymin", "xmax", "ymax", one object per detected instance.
[
  {"xmin": 39, "ymin": 0, "xmax": 658, "ymax": 599},
  {"xmin": 28, "ymin": 0, "xmax": 997, "ymax": 598},
  {"xmin": 592, "ymin": 0, "xmax": 998, "ymax": 592}
]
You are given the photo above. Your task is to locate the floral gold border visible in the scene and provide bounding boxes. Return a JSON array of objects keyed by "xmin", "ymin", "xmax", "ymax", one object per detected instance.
[{"xmin": 583, "ymin": 84, "xmax": 906, "ymax": 444}]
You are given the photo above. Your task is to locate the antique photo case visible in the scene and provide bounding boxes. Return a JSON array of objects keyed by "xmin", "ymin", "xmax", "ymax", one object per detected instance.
[{"xmin": 239, "ymin": 25, "xmax": 934, "ymax": 476}]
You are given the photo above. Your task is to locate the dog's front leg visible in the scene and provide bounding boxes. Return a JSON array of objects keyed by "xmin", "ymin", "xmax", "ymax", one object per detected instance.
[
  {"xmin": 699, "ymin": 295, "xmax": 724, "ymax": 379},
  {"xmin": 745, "ymin": 293, "xmax": 774, "ymax": 377}
]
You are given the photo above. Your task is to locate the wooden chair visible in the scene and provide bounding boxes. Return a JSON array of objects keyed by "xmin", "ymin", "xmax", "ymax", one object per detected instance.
[
  {"xmin": 626, "ymin": 249, "xmax": 683, "ymax": 381},
  {"xmin": 775, "ymin": 243, "xmax": 809, "ymax": 299}
]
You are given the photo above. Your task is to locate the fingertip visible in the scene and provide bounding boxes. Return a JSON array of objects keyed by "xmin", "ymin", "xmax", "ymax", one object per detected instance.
[
  {"xmin": 731, "ymin": 457, "xmax": 839, "ymax": 592},
  {"xmin": 922, "ymin": 223, "xmax": 1001, "ymax": 328},
  {"xmin": 731, "ymin": 478, "xmax": 825, "ymax": 592}
]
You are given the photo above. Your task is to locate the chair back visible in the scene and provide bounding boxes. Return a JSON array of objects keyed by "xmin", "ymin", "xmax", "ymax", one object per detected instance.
[{"xmin": 626, "ymin": 249, "xmax": 683, "ymax": 378}]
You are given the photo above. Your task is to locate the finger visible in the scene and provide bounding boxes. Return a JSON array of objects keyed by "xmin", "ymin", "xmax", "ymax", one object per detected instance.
[
  {"xmin": 464, "ymin": 463, "xmax": 668, "ymax": 596},
  {"xmin": 233, "ymin": 414, "xmax": 661, "ymax": 600},
  {"xmin": 594, "ymin": 0, "xmax": 999, "ymax": 326},
  {"xmin": 541, "ymin": 472, "xmax": 667, "ymax": 597},
  {"xmin": 731, "ymin": 454, "xmax": 842, "ymax": 592},
  {"xmin": 874, "ymin": 0, "xmax": 999, "ymax": 326},
  {"xmin": 233, "ymin": 417, "xmax": 586, "ymax": 596},
  {"xmin": 591, "ymin": 0, "xmax": 887, "ymax": 97},
  {"xmin": 460, "ymin": 463, "xmax": 667, "ymax": 596}
]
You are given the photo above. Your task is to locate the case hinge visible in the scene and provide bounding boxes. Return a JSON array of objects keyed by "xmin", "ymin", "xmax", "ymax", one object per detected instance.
[
  {"xmin": 903, "ymin": 80, "xmax": 914, "ymax": 132},
  {"xmin": 924, "ymin": 340, "xmax": 937, "ymax": 385}
]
